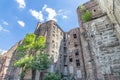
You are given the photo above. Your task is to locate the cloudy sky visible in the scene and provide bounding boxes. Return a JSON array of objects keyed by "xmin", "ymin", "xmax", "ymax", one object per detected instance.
[{"xmin": 0, "ymin": 0, "xmax": 89, "ymax": 54}]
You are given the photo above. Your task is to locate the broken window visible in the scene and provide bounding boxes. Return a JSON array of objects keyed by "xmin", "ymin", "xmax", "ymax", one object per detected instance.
[
  {"xmin": 76, "ymin": 59, "xmax": 80, "ymax": 67},
  {"xmin": 69, "ymin": 58, "xmax": 73, "ymax": 62},
  {"xmin": 75, "ymin": 49, "xmax": 79, "ymax": 56},
  {"xmin": 73, "ymin": 34, "xmax": 77, "ymax": 38},
  {"xmin": 75, "ymin": 52, "xmax": 79, "ymax": 55},
  {"xmin": 74, "ymin": 42, "xmax": 78, "ymax": 47}
]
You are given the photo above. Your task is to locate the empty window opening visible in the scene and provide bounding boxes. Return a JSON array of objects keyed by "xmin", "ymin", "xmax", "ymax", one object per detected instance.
[
  {"xmin": 74, "ymin": 42, "xmax": 78, "ymax": 47},
  {"xmin": 73, "ymin": 34, "xmax": 77, "ymax": 38},
  {"xmin": 91, "ymin": 35, "xmax": 94, "ymax": 38},
  {"xmin": 69, "ymin": 58, "xmax": 73, "ymax": 62},
  {"xmin": 75, "ymin": 51, "xmax": 79, "ymax": 56},
  {"xmin": 100, "ymin": 33, "xmax": 102, "ymax": 35},
  {"xmin": 76, "ymin": 59, "xmax": 80, "ymax": 66},
  {"xmin": 75, "ymin": 49, "xmax": 79, "ymax": 55}
]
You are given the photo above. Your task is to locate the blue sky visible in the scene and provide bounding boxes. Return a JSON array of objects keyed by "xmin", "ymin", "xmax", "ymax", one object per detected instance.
[{"xmin": 0, "ymin": 0, "xmax": 89, "ymax": 54}]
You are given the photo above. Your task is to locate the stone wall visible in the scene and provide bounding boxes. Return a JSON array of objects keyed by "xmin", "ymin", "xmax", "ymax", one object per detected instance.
[
  {"xmin": 97, "ymin": 0, "xmax": 120, "ymax": 42},
  {"xmin": 77, "ymin": 0, "xmax": 104, "ymax": 79},
  {"xmin": 77, "ymin": 0, "xmax": 120, "ymax": 80},
  {"xmin": 83, "ymin": 15, "xmax": 120, "ymax": 80}
]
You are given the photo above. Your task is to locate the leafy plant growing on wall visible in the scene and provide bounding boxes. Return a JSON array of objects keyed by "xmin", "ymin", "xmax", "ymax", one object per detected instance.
[
  {"xmin": 44, "ymin": 73, "xmax": 61, "ymax": 80},
  {"xmin": 14, "ymin": 33, "xmax": 50, "ymax": 80},
  {"xmin": 82, "ymin": 10, "xmax": 92, "ymax": 22}
]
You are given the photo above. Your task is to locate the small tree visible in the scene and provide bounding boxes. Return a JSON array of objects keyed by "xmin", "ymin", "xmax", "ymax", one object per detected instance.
[
  {"xmin": 44, "ymin": 73, "xmax": 61, "ymax": 80},
  {"xmin": 14, "ymin": 33, "xmax": 50, "ymax": 80}
]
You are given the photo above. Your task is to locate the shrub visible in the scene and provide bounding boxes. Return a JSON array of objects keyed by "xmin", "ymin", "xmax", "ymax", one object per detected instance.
[
  {"xmin": 82, "ymin": 10, "xmax": 92, "ymax": 22},
  {"xmin": 44, "ymin": 73, "xmax": 61, "ymax": 80}
]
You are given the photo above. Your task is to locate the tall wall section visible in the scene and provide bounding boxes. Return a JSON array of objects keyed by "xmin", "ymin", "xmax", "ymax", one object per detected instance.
[
  {"xmin": 64, "ymin": 28, "xmax": 86, "ymax": 80},
  {"xmin": 30, "ymin": 20, "xmax": 64, "ymax": 80},
  {"xmin": 77, "ymin": 0, "xmax": 104, "ymax": 80},
  {"xmin": 77, "ymin": 0, "xmax": 120, "ymax": 80},
  {"xmin": 97, "ymin": 0, "xmax": 120, "ymax": 42},
  {"xmin": 0, "ymin": 42, "xmax": 21, "ymax": 80}
]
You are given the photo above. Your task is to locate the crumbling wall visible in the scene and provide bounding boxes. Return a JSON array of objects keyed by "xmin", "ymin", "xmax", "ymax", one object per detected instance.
[
  {"xmin": 83, "ymin": 15, "xmax": 120, "ymax": 80},
  {"xmin": 97, "ymin": 0, "xmax": 120, "ymax": 42}
]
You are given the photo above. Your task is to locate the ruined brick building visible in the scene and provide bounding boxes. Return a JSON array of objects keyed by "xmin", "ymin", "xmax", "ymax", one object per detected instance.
[
  {"xmin": 0, "ymin": 20, "xmax": 85, "ymax": 80},
  {"xmin": 0, "ymin": 0, "xmax": 120, "ymax": 80}
]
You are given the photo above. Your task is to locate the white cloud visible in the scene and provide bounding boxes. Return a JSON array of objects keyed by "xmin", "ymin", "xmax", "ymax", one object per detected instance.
[
  {"xmin": 3, "ymin": 29, "xmax": 9, "ymax": 32},
  {"xmin": 58, "ymin": 9, "xmax": 69, "ymax": 15},
  {"xmin": 58, "ymin": 9, "xmax": 69, "ymax": 19},
  {"xmin": 3, "ymin": 21, "xmax": 9, "ymax": 25},
  {"xmin": 16, "ymin": 0, "xmax": 26, "ymax": 9},
  {"xmin": 42, "ymin": 4, "xmax": 57, "ymax": 21},
  {"xmin": 17, "ymin": 20, "xmax": 25, "ymax": 27},
  {"xmin": 0, "ymin": 25, "xmax": 9, "ymax": 32},
  {"xmin": 42, "ymin": 4, "xmax": 47, "ymax": 10},
  {"xmin": 29, "ymin": 9, "xmax": 44, "ymax": 22},
  {"xmin": 0, "ymin": 49, "xmax": 7, "ymax": 55},
  {"xmin": 29, "ymin": 4, "xmax": 69, "ymax": 22},
  {"xmin": 62, "ymin": 15, "xmax": 68, "ymax": 19}
]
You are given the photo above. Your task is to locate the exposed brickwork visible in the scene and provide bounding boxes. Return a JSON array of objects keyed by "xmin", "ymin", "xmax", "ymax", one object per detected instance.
[
  {"xmin": 65, "ymin": 28, "xmax": 86, "ymax": 80},
  {"xmin": 31, "ymin": 20, "xmax": 64, "ymax": 80}
]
